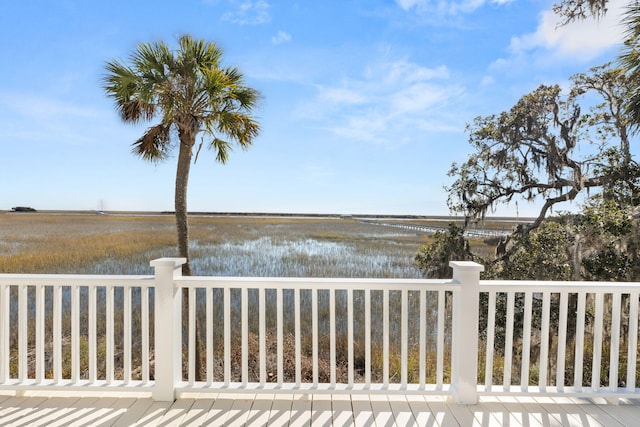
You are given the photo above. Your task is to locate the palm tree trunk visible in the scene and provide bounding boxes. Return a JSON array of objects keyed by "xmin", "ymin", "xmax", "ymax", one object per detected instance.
[
  {"xmin": 175, "ymin": 140, "xmax": 192, "ymax": 276},
  {"xmin": 175, "ymin": 130, "xmax": 203, "ymax": 380}
]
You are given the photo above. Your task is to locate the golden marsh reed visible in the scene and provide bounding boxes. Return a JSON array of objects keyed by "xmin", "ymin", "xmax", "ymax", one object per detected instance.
[{"xmin": 0, "ymin": 213, "xmax": 433, "ymax": 277}]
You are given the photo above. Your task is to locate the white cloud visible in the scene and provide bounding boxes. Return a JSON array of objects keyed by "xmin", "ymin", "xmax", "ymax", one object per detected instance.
[
  {"xmin": 301, "ymin": 59, "xmax": 465, "ymax": 145},
  {"xmin": 0, "ymin": 92, "xmax": 102, "ymax": 120},
  {"xmin": 0, "ymin": 92, "xmax": 112, "ymax": 146},
  {"xmin": 317, "ymin": 87, "xmax": 368, "ymax": 104},
  {"xmin": 395, "ymin": 0, "xmax": 425, "ymax": 10},
  {"xmin": 222, "ymin": 0, "xmax": 270, "ymax": 25},
  {"xmin": 271, "ymin": 30, "xmax": 291, "ymax": 45},
  {"xmin": 395, "ymin": 0, "xmax": 513, "ymax": 15},
  {"xmin": 509, "ymin": 0, "xmax": 626, "ymax": 61}
]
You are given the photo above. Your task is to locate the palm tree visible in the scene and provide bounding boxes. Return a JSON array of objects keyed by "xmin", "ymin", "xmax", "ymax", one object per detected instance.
[
  {"xmin": 103, "ymin": 35, "xmax": 261, "ymax": 275},
  {"xmin": 620, "ymin": 3, "xmax": 640, "ymax": 126}
]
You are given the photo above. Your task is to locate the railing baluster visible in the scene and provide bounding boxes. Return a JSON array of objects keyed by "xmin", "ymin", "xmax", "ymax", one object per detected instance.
[
  {"xmin": 106, "ymin": 284, "xmax": 114, "ymax": 384},
  {"xmin": 383, "ymin": 289, "xmax": 389, "ymax": 387},
  {"xmin": 54, "ymin": 285, "xmax": 62, "ymax": 383},
  {"xmin": 241, "ymin": 287, "xmax": 248, "ymax": 385},
  {"xmin": 485, "ymin": 291, "xmax": 496, "ymax": 390},
  {"xmin": 401, "ymin": 289, "xmax": 408, "ymax": 388},
  {"xmin": 277, "ymin": 287, "xmax": 283, "ymax": 386},
  {"xmin": 295, "ymin": 287, "xmax": 301, "ymax": 387},
  {"xmin": 124, "ymin": 286, "xmax": 131, "ymax": 384},
  {"xmin": 312, "ymin": 288, "xmax": 318, "ymax": 386},
  {"xmin": 71, "ymin": 285, "xmax": 80, "ymax": 383},
  {"xmin": 188, "ymin": 286, "xmax": 195, "ymax": 385},
  {"xmin": 330, "ymin": 288, "xmax": 336, "ymax": 386},
  {"xmin": 419, "ymin": 289, "xmax": 426, "ymax": 389},
  {"xmin": 557, "ymin": 292, "xmax": 568, "ymax": 390},
  {"xmin": 0, "ymin": 284, "xmax": 7, "ymax": 383},
  {"xmin": 521, "ymin": 291, "xmax": 533, "ymax": 390},
  {"xmin": 141, "ymin": 286, "xmax": 149, "ymax": 384},
  {"xmin": 35, "ymin": 285, "xmax": 44, "ymax": 383},
  {"xmin": 592, "ymin": 292, "xmax": 604, "ymax": 390},
  {"xmin": 18, "ymin": 284, "xmax": 27, "ymax": 382},
  {"xmin": 627, "ymin": 292, "xmax": 638, "ymax": 392},
  {"xmin": 436, "ymin": 289, "xmax": 445, "ymax": 388},
  {"xmin": 575, "ymin": 292, "xmax": 586, "ymax": 390},
  {"xmin": 539, "ymin": 292, "xmax": 550, "ymax": 391},
  {"xmin": 206, "ymin": 287, "xmax": 213, "ymax": 386},
  {"xmin": 259, "ymin": 287, "xmax": 266, "ymax": 386},
  {"xmin": 609, "ymin": 292, "xmax": 621, "ymax": 392},
  {"xmin": 89, "ymin": 286, "xmax": 97, "ymax": 383},
  {"xmin": 348, "ymin": 288, "xmax": 354, "ymax": 387},
  {"xmin": 365, "ymin": 288, "xmax": 371, "ymax": 387},
  {"xmin": 224, "ymin": 287, "xmax": 230, "ymax": 386},
  {"xmin": 504, "ymin": 291, "xmax": 515, "ymax": 390}
]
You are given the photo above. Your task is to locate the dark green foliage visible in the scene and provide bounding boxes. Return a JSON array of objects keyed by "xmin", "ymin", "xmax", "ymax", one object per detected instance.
[
  {"xmin": 485, "ymin": 221, "xmax": 575, "ymax": 281},
  {"xmin": 414, "ymin": 223, "xmax": 473, "ymax": 278}
]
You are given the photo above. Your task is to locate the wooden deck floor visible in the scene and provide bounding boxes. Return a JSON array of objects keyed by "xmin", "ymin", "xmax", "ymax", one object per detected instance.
[{"xmin": 1, "ymin": 392, "xmax": 639, "ymax": 426}]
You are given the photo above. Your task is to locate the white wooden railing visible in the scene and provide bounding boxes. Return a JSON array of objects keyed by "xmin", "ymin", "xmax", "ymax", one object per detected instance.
[{"xmin": 1, "ymin": 258, "xmax": 639, "ymax": 405}]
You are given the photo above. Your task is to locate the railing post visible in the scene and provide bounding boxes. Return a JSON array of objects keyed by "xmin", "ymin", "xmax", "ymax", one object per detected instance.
[
  {"xmin": 450, "ymin": 261, "xmax": 484, "ymax": 405},
  {"xmin": 151, "ymin": 257, "xmax": 186, "ymax": 402}
]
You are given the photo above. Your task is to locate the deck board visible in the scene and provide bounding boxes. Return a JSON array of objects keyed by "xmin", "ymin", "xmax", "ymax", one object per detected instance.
[
  {"xmin": 111, "ymin": 398, "xmax": 156, "ymax": 427},
  {"xmin": 311, "ymin": 394, "xmax": 333, "ymax": 427},
  {"xmin": 268, "ymin": 394, "xmax": 295, "ymax": 427},
  {"xmin": 289, "ymin": 394, "xmax": 312, "ymax": 427},
  {"xmin": 1, "ymin": 392, "xmax": 640, "ymax": 426},
  {"xmin": 351, "ymin": 394, "xmax": 374, "ymax": 427}
]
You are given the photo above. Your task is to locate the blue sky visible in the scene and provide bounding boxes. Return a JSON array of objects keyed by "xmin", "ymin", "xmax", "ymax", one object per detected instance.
[{"xmin": 0, "ymin": 0, "xmax": 627, "ymax": 215}]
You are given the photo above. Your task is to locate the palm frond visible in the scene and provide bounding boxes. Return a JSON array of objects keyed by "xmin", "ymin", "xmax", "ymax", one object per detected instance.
[
  {"xmin": 210, "ymin": 137, "xmax": 232, "ymax": 164},
  {"xmin": 132, "ymin": 123, "xmax": 172, "ymax": 162}
]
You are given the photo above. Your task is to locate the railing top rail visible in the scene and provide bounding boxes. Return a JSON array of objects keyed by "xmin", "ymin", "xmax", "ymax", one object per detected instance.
[
  {"xmin": 175, "ymin": 276, "xmax": 456, "ymax": 291},
  {"xmin": 481, "ymin": 279, "xmax": 640, "ymax": 293},
  {"xmin": 0, "ymin": 274, "xmax": 154, "ymax": 287}
]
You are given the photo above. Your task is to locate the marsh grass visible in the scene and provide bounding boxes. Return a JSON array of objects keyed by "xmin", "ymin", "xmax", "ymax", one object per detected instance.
[{"xmin": 2, "ymin": 213, "xmax": 454, "ymax": 384}]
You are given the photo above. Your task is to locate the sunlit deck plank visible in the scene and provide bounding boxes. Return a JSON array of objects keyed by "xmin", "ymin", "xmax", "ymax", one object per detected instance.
[
  {"xmin": 405, "ymin": 394, "xmax": 441, "ymax": 426},
  {"xmin": 445, "ymin": 399, "xmax": 482, "ymax": 427},
  {"xmin": 331, "ymin": 394, "xmax": 354, "ymax": 427},
  {"xmin": 289, "ymin": 393, "xmax": 313, "ymax": 427},
  {"xmin": 311, "ymin": 394, "xmax": 333, "ymax": 426},
  {"xmin": 388, "ymin": 394, "xmax": 418, "ymax": 426},
  {"xmin": 369, "ymin": 394, "xmax": 396, "ymax": 426},
  {"xmin": 514, "ymin": 396, "xmax": 564, "ymax": 426},
  {"xmin": 4, "ymin": 393, "xmax": 640, "ymax": 426},
  {"xmin": 0, "ymin": 395, "xmax": 48, "ymax": 425},
  {"xmin": 12, "ymin": 396, "xmax": 82, "ymax": 427},
  {"xmin": 128, "ymin": 400, "xmax": 172, "ymax": 427},
  {"xmin": 415, "ymin": 395, "xmax": 458, "ymax": 427},
  {"xmin": 243, "ymin": 393, "xmax": 273, "ymax": 426},
  {"xmin": 473, "ymin": 396, "xmax": 528, "ymax": 427},
  {"xmin": 110, "ymin": 398, "xmax": 156, "ymax": 427},
  {"xmin": 351, "ymin": 394, "xmax": 375, "ymax": 427},
  {"xmin": 533, "ymin": 396, "xmax": 592, "ymax": 427},
  {"xmin": 155, "ymin": 397, "xmax": 196, "ymax": 426},
  {"xmin": 176, "ymin": 397, "xmax": 215, "ymax": 427},
  {"xmin": 222, "ymin": 393, "xmax": 255, "ymax": 426},
  {"xmin": 200, "ymin": 393, "xmax": 235, "ymax": 425},
  {"xmin": 269, "ymin": 394, "xmax": 295, "ymax": 427},
  {"xmin": 551, "ymin": 396, "xmax": 625, "ymax": 427},
  {"xmin": 597, "ymin": 398, "xmax": 640, "ymax": 427},
  {"xmin": 47, "ymin": 396, "xmax": 105, "ymax": 427},
  {"xmin": 58, "ymin": 396, "xmax": 135, "ymax": 427}
]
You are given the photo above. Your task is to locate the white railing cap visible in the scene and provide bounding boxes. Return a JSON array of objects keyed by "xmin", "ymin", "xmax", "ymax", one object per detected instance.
[
  {"xmin": 150, "ymin": 258, "xmax": 187, "ymax": 268},
  {"xmin": 449, "ymin": 261, "xmax": 484, "ymax": 272}
]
